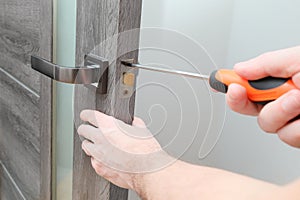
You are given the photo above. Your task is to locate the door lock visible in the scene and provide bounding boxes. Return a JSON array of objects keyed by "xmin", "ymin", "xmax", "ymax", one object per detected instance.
[{"xmin": 31, "ymin": 54, "xmax": 108, "ymax": 94}]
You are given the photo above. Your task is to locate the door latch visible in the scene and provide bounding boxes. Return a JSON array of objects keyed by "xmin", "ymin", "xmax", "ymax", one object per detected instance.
[{"xmin": 31, "ymin": 54, "xmax": 108, "ymax": 94}]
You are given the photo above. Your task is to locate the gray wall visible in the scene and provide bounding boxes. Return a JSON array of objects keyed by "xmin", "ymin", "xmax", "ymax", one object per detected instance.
[
  {"xmin": 130, "ymin": 0, "xmax": 300, "ymax": 199},
  {"xmin": 218, "ymin": 0, "xmax": 300, "ymax": 184}
]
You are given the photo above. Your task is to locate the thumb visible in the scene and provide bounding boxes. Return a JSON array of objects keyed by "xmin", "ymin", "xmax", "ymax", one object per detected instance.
[{"xmin": 234, "ymin": 46, "xmax": 300, "ymax": 80}]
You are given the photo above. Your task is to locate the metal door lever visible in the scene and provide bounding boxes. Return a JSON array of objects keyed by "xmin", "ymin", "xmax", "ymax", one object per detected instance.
[{"xmin": 31, "ymin": 54, "xmax": 108, "ymax": 93}]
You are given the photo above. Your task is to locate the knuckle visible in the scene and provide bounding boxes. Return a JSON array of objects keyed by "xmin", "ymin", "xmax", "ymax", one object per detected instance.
[{"xmin": 285, "ymin": 65, "xmax": 297, "ymax": 77}]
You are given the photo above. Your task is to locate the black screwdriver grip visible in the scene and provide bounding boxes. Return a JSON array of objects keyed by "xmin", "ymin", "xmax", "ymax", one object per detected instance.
[
  {"xmin": 208, "ymin": 69, "xmax": 297, "ymax": 105},
  {"xmin": 209, "ymin": 70, "xmax": 228, "ymax": 93},
  {"xmin": 248, "ymin": 77, "xmax": 289, "ymax": 90}
]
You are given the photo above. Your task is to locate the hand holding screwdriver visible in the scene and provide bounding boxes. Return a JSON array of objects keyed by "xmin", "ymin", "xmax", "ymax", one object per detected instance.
[
  {"xmin": 226, "ymin": 46, "xmax": 300, "ymax": 148},
  {"xmin": 123, "ymin": 61, "xmax": 297, "ymax": 105},
  {"xmin": 122, "ymin": 46, "xmax": 300, "ymax": 147}
]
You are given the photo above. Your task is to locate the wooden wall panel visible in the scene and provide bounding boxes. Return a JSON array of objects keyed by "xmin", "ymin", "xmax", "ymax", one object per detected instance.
[
  {"xmin": 0, "ymin": 162, "xmax": 25, "ymax": 200},
  {"xmin": 73, "ymin": 0, "xmax": 142, "ymax": 199},
  {"xmin": 0, "ymin": 69, "xmax": 40, "ymax": 199},
  {"xmin": 0, "ymin": 0, "xmax": 42, "ymax": 93},
  {"xmin": 38, "ymin": 0, "xmax": 53, "ymax": 199},
  {"xmin": 0, "ymin": 0, "xmax": 53, "ymax": 199}
]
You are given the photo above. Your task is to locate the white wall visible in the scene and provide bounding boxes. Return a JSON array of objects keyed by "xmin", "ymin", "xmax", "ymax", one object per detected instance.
[{"xmin": 129, "ymin": 0, "xmax": 300, "ymax": 199}]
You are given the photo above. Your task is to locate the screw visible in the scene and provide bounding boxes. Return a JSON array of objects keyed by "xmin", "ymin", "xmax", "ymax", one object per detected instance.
[{"xmin": 123, "ymin": 89, "xmax": 129, "ymax": 95}]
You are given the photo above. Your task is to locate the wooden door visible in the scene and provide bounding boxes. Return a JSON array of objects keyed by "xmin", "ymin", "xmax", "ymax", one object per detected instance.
[
  {"xmin": 0, "ymin": 0, "xmax": 52, "ymax": 200},
  {"xmin": 73, "ymin": 0, "xmax": 142, "ymax": 199}
]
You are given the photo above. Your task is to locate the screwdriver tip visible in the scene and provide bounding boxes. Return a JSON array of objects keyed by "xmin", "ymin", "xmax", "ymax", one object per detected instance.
[{"xmin": 121, "ymin": 60, "xmax": 135, "ymax": 67}]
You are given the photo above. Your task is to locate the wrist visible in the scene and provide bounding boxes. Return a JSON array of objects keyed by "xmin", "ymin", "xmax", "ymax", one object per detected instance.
[{"xmin": 133, "ymin": 160, "xmax": 187, "ymax": 199}]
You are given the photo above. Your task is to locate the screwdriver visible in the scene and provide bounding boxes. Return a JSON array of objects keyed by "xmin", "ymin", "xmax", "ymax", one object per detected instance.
[{"xmin": 121, "ymin": 61, "xmax": 297, "ymax": 104}]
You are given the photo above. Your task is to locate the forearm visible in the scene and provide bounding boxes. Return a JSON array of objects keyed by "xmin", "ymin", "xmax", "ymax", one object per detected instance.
[{"xmin": 134, "ymin": 160, "xmax": 279, "ymax": 200}]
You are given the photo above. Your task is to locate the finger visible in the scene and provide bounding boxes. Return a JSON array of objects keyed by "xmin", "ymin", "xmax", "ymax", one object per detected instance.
[
  {"xmin": 81, "ymin": 140, "xmax": 96, "ymax": 156},
  {"xmin": 82, "ymin": 135, "xmax": 109, "ymax": 160},
  {"xmin": 80, "ymin": 110, "xmax": 98, "ymax": 127},
  {"xmin": 292, "ymin": 72, "xmax": 300, "ymax": 88},
  {"xmin": 80, "ymin": 110, "xmax": 115, "ymax": 129},
  {"xmin": 234, "ymin": 46, "xmax": 300, "ymax": 80},
  {"xmin": 82, "ymin": 139, "xmax": 107, "ymax": 159},
  {"xmin": 91, "ymin": 157, "xmax": 116, "ymax": 180},
  {"xmin": 78, "ymin": 124, "xmax": 102, "ymax": 143},
  {"xmin": 258, "ymin": 90, "xmax": 300, "ymax": 133},
  {"xmin": 226, "ymin": 84, "xmax": 262, "ymax": 116},
  {"xmin": 132, "ymin": 117, "xmax": 147, "ymax": 128},
  {"xmin": 277, "ymin": 120, "xmax": 300, "ymax": 148},
  {"xmin": 91, "ymin": 157, "xmax": 105, "ymax": 175}
]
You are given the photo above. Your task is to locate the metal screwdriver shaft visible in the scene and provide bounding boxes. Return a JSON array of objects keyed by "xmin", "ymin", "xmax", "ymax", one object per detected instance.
[{"xmin": 121, "ymin": 61, "xmax": 209, "ymax": 80}]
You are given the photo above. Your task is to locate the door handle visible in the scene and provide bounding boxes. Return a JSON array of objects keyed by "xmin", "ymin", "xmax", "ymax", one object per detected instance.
[{"xmin": 31, "ymin": 54, "xmax": 108, "ymax": 94}]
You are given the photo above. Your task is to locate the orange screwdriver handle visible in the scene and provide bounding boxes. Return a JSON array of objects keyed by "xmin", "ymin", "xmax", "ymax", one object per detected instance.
[{"xmin": 209, "ymin": 69, "xmax": 298, "ymax": 104}]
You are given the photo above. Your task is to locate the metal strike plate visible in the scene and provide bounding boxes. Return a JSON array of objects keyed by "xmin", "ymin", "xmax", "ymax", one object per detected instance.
[
  {"xmin": 31, "ymin": 54, "xmax": 108, "ymax": 94},
  {"xmin": 120, "ymin": 59, "xmax": 137, "ymax": 98}
]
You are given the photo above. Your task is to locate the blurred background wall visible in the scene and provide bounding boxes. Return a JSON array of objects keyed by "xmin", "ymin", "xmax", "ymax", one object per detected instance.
[{"xmin": 130, "ymin": 0, "xmax": 300, "ymax": 198}]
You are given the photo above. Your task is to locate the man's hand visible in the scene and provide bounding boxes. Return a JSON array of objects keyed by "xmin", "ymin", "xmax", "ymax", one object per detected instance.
[
  {"xmin": 226, "ymin": 46, "xmax": 300, "ymax": 148},
  {"xmin": 77, "ymin": 110, "xmax": 171, "ymax": 191},
  {"xmin": 77, "ymin": 111, "xmax": 283, "ymax": 200},
  {"xmin": 77, "ymin": 89, "xmax": 300, "ymax": 200}
]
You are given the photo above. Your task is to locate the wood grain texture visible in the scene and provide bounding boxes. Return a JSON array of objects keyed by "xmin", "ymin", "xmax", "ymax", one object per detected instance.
[
  {"xmin": 73, "ymin": 0, "xmax": 142, "ymax": 199},
  {"xmin": 39, "ymin": 76, "xmax": 53, "ymax": 200},
  {"xmin": 0, "ymin": 0, "xmax": 53, "ymax": 199},
  {"xmin": 0, "ymin": 0, "xmax": 42, "ymax": 93},
  {"xmin": 109, "ymin": 1, "xmax": 142, "ymax": 199},
  {"xmin": 0, "ymin": 162, "xmax": 25, "ymax": 200},
  {"xmin": 0, "ymin": 68, "xmax": 40, "ymax": 199},
  {"xmin": 39, "ymin": 0, "xmax": 53, "ymax": 199},
  {"xmin": 73, "ymin": 87, "xmax": 111, "ymax": 200}
]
